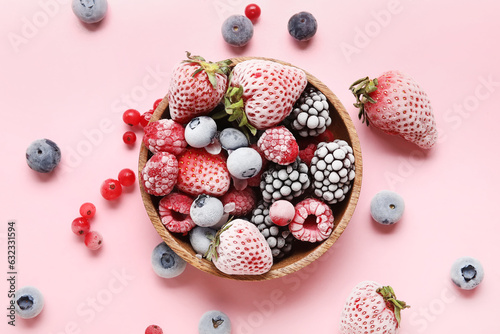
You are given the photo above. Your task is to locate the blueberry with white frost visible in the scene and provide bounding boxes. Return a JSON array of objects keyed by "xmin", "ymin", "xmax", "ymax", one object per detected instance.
[
  {"xmin": 26, "ymin": 138, "xmax": 61, "ymax": 173},
  {"xmin": 190, "ymin": 195, "xmax": 224, "ymax": 227},
  {"xmin": 226, "ymin": 147, "xmax": 262, "ymax": 179},
  {"xmin": 219, "ymin": 127, "xmax": 248, "ymax": 151},
  {"xmin": 72, "ymin": 0, "xmax": 108, "ymax": 24},
  {"xmin": 221, "ymin": 15, "xmax": 254, "ymax": 47},
  {"xmin": 450, "ymin": 256, "xmax": 484, "ymax": 290},
  {"xmin": 185, "ymin": 116, "xmax": 218, "ymax": 148},
  {"xmin": 199, "ymin": 310, "xmax": 232, "ymax": 334},
  {"xmin": 190, "ymin": 226, "xmax": 217, "ymax": 255},
  {"xmin": 151, "ymin": 242, "xmax": 186, "ymax": 278},
  {"xmin": 370, "ymin": 190, "xmax": 405, "ymax": 225},
  {"xmin": 14, "ymin": 286, "xmax": 44, "ymax": 319}
]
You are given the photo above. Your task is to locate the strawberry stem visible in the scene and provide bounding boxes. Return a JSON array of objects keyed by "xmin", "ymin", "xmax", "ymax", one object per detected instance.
[
  {"xmin": 205, "ymin": 222, "xmax": 233, "ymax": 261},
  {"xmin": 183, "ymin": 51, "xmax": 233, "ymax": 89},
  {"xmin": 213, "ymin": 84, "xmax": 257, "ymax": 136},
  {"xmin": 349, "ymin": 76, "xmax": 379, "ymax": 127},
  {"xmin": 376, "ymin": 286, "xmax": 410, "ymax": 328}
]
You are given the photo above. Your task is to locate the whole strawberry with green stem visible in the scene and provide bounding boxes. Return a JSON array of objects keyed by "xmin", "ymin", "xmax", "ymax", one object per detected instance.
[
  {"xmin": 168, "ymin": 52, "xmax": 232, "ymax": 124},
  {"xmin": 350, "ymin": 70, "xmax": 437, "ymax": 149},
  {"xmin": 340, "ymin": 281, "xmax": 409, "ymax": 334}
]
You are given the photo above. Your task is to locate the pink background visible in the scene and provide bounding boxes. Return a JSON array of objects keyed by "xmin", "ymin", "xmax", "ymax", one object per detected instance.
[{"xmin": 1, "ymin": 0, "xmax": 499, "ymax": 333}]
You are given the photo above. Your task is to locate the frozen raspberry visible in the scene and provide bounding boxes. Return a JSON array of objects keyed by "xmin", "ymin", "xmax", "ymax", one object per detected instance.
[
  {"xmin": 141, "ymin": 152, "xmax": 178, "ymax": 197},
  {"xmin": 298, "ymin": 143, "xmax": 317, "ymax": 166},
  {"xmin": 289, "ymin": 198, "xmax": 334, "ymax": 243},
  {"xmin": 145, "ymin": 325, "xmax": 163, "ymax": 334},
  {"xmin": 159, "ymin": 192, "xmax": 195, "ymax": 234},
  {"xmin": 143, "ymin": 119, "xmax": 187, "ymax": 156},
  {"xmin": 257, "ymin": 126, "xmax": 299, "ymax": 165},
  {"xmin": 221, "ymin": 187, "xmax": 256, "ymax": 216},
  {"xmin": 297, "ymin": 128, "xmax": 335, "ymax": 149}
]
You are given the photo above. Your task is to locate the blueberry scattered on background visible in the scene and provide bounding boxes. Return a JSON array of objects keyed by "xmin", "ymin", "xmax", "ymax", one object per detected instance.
[
  {"xmin": 72, "ymin": 0, "xmax": 108, "ymax": 24},
  {"xmin": 13, "ymin": 286, "xmax": 44, "ymax": 319},
  {"xmin": 151, "ymin": 242, "xmax": 186, "ymax": 278},
  {"xmin": 26, "ymin": 138, "xmax": 61, "ymax": 173},
  {"xmin": 221, "ymin": 15, "xmax": 254, "ymax": 47},
  {"xmin": 190, "ymin": 195, "xmax": 225, "ymax": 227},
  {"xmin": 199, "ymin": 310, "xmax": 232, "ymax": 334},
  {"xmin": 370, "ymin": 190, "xmax": 405, "ymax": 225},
  {"xmin": 190, "ymin": 226, "xmax": 217, "ymax": 255},
  {"xmin": 185, "ymin": 116, "xmax": 218, "ymax": 148},
  {"xmin": 288, "ymin": 12, "xmax": 318, "ymax": 41},
  {"xmin": 450, "ymin": 256, "xmax": 484, "ymax": 290}
]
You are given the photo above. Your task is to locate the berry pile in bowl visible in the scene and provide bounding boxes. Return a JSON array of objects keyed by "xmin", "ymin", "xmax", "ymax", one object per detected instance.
[{"xmin": 138, "ymin": 54, "xmax": 363, "ymax": 281}]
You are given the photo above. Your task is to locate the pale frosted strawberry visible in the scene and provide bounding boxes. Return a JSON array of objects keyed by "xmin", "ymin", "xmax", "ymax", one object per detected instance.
[
  {"xmin": 176, "ymin": 148, "xmax": 230, "ymax": 197},
  {"xmin": 143, "ymin": 119, "xmax": 187, "ymax": 155},
  {"xmin": 340, "ymin": 281, "xmax": 409, "ymax": 334},
  {"xmin": 257, "ymin": 126, "xmax": 299, "ymax": 165},
  {"xmin": 168, "ymin": 53, "xmax": 231, "ymax": 124},
  {"xmin": 350, "ymin": 70, "xmax": 437, "ymax": 149},
  {"xmin": 221, "ymin": 59, "xmax": 308, "ymax": 133},
  {"xmin": 221, "ymin": 187, "xmax": 256, "ymax": 216},
  {"xmin": 159, "ymin": 192, "xmax": 195, "ymax": 234},
  {"xmin": 206, "ymin": 219, "xmax": 273, "ymax": 275},
  {"xmin": 289, "ymin": 198, "xmax": 334, "ymax": 242},
  {"xmin": 141, "ymin": 152, "xmax": 178, "ymax": 197}
]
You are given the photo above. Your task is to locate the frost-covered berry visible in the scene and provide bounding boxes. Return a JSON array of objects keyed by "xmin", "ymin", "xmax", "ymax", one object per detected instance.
[
  {"xmin": 190, "ymin": 195, "xmax": 224, "ymax": 227},
  {"xmin": 226, "ymin": 147, "xmax": 262, "ymax": 179},
  {"xmin": 260, "ymin": 158, "xmax": 310, "ymax": 203},
  {"xmin": 145, "ymin": 325, "xmax": 163, "ymax": 334},
  {"xmin": 269, "ymin": 200, "xmax": 295, "ymax": 226},
  {"xmin": 159, "ymin": 192, "xmax": 195, "ymax": 234},
  {"xmin": 199, "ymin": 310, "xmax": 232, "ymax": 334},
  {"xmin": 151, "ymin": 242, "xmax": 186, "ymax": 278},
  {"xmin": 288, "ymin": 12, "xmax": 318, "ymax": 41},
  {"xmin": 141, "ymin": 152, "xmax": 178, "ymax": 197},
  {"xmin": 450, "ymin": 256, "xmax": 484, "ymax": 290},
  {"xmin": 143, "ymin": 119, "xmax": 187, "ymax": 155},
  {"xmin": 221, "ymin": 15, "xmax": 254, "ymax": 47},
  {"xmin": 370, "ymin": 190, "xmax": 405, "ymax": 225},
  {"xmin": 185, "ymin": 116, "xmax": 218, "ymax": 148},
  {"xmin": 72, "ymin": 0, "xmax": 108, "ymax": 24},
  {"xmin": 13, "ymin": 286, "xmax": 44, "ymax": 319},
  {"xmin": 219, "ymin": 127, "xmax": 248, "ymax": 151},
  {"xmin": 189, "ymin": 226, "xmax": 217, "ymax": 255},
  {"xmin": 289, "ymin": 86, "xmax": 332, "ymax": 137},
  {"xmin": 85, "ymin": 231, "xmax": 103, "ymax": 250},
  {"xmin": 26, "ymin": 138, "xmax": 61, "ymax": 173},
  {"xmin": 289, "ymin": 198, "xmax": 334, "ymax": 243},
  {"xmin": 71, "ymin": 217, "xmax": 90, "ymax": 236}
]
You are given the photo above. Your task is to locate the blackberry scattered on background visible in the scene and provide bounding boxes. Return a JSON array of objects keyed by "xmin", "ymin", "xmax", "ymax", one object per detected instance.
[
  {"xmin": 311, "ymin": 140, "xmax": 355, "ymax": 204},
  {"xmin": 260, "ymin": 158, "xmax": 310, "ymax": 203},
  {"xmin": 250, "ymin": 202, "xmax": 294, "ymax": 260},
  {"xmin": 288, "ymin": 86, "xmax": 332, "ymax": 137}
]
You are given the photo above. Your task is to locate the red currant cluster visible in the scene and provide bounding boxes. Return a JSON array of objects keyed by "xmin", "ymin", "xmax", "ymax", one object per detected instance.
[
  {"xmin": 100, "ymin": 168, "xmax": 136, "ymax": 200},
  {"xmin": 71, "ymin": 203, "xmax": 102, "ymax": 250},
  {"xmin": 122, "ymin": 98, "xmax": 163, "ymax": 145}
]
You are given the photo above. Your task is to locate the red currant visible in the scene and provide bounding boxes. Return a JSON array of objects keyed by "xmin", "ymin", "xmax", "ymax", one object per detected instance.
[
  {"xmin": 85, "ymin": 231, "xmax": 103, "ymax": 250},
  {"xmin": 145, "ymin": 325, "xmax": 163, "ymax": 334},
  {"xmin": 100, "ymin": 179, "xmax": 122, "ymax": 200},
  {"xmin": 140, "ymin": 109, "xmax": 154, "ymax": 127},
  {"xmin": 153, "ymin": 98, "xmax": 162, "ymax": 110},
  {"xmin": 123, "ymin": 131, "xmax": 137, "ymax": 145},
  {"xmin": 79, "ymin": 202, "xmax": 96, "ymax": 219},
  {"xmin": 123, "ymin": 109, "xmax": 141, "ymax": 126},
  {"xmin": 71, "ymin": 217, "xmax": 91, "ymax": 236},
  {"xmin": 118, "ymin": 168, "xmax": 136, "ymax": 187},
  {"xmin": 245, "ymin": 4, "xmax": 261, "ymax": 21}
]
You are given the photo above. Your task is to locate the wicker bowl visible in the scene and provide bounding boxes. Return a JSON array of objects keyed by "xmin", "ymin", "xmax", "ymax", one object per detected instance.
[{"xmin": 139, "ymin": 57, "xmax": 362, "ymax": 281}]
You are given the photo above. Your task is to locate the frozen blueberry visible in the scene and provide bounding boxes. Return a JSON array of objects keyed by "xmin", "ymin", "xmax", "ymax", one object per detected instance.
[
  {"xmin": 199, "ymin": 310, "xmax": 231, "ymax": 334},
  {"xmin": 14, "ymin": 286, "xmax": 44, "ymax": 319},
  {"xmin": 151, "ymin": 242, "xmax": 186, "ymax": 278},
  {"xmin": 72, "ymin": 0, "xmax": 108, "ymax": 24},
  {"xmin": 219, "ymin": 127, "xmax": 248, "ymax": 151},
  {"xmin": 370, "ymin": 190, "xmax": 405, "ymax": 225},
  {"xmin": 450, "ymin": 256, "xmax": 484, "ymax": 290},
  {"xmin": 227, "ymin": 147, "xmax": 262, "ymax": 179},
  {"xmin": 221, "ymin": 15, "xmax": 254, "ymax": 47},
  {"xmin": 190, "ymin": 195, "xmax": 224, "ymax": 228},
  {"xmin": 288, "ymin": 12, "xmax": 318, "ymax": 41},
  {"xmin": 26, "ymin": 138, "xmax": 61, "ymax": 173},
  {"xmin": 189, "ymin": 226, "xmax": 217, "ymax": 255},
  {"xmin": 185, "ymin": 116, "xmax": 218, "ymax": 148}
]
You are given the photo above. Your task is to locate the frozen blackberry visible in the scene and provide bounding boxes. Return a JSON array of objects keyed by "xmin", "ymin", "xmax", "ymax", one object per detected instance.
[
  {"xmin": 311, "ymin": 140, "xmax": 355, "ymax": 204},
  {"xmin": 288, "ymin": 87, "xmax": 332, "ymax": 137},
  {"xmin": 260, "ymin": 158, "xmax": 310, "ymax": 203},
  {"xmin": 250, "ymin": 202, "xmax": 294, "ymax": 260}
]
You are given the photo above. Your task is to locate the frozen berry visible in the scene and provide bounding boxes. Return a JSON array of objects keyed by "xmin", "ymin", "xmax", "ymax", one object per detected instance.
[
  {"xmin": 226, "ymin": 147, "xmax": 262, "ymax": 179},
  {"xmin": 26, "ymin": 138, "xmax": 61, "ymax": 173},
  {"xmin": 221, "ymin": 187, "xmax": 256, "ymax": 216},
  {"xmin": 289, "ymin": 198, "xmax": 334, "ymax": 242},
  {"xmin": 450, "ymin": 256, "xmax": 484, "ymax": 290},
  {"xmin": 151, "ymin": 242, "xmax": 186, "ymax": 278},
  {"xmin": 118, "ymin": 168, "xmax": 136, "ymax": 187},
  {"xmin": 72, "ymin": 0, "xmax": 108, "ymax": 24},
  {"xmin": 219, "ymin": 127, "xmax": 248, "ymax": 151},
  {"xmin": 141, "ymin": 152, "xmax": 178, "ymax": 197},
  {"xmin": 79, "ymin": 202, "xmax": 96, "ymax": 219},
  {"xmin": 159, "ymin": 192, "xmax": 196, "ymax": 234},
  {"xmin": 84, "ymin": 231, "xmax": 103, "ymax": 250},
  {"xmin": 199, "ymin": 310, "xmax": 232, "ymax": 334},
  {"xmin": 14, "ymin": 286, "xmax": 44, "ymax": 319},
  {"xmin": 269, "ymin": 200, "xmax": 295, "ymax": 226},
  {"xmin": 189, "ymin": 226, "xmax": 217, "ymax": 256},
  {"xmin": 245, "ymin": 4, "xmax": 261, "ymax": 21},
  {"xmin": 145, "ymin": 325, "xmax": 163, "ymax": 334},
  {"xmin": 143, "ymin": 119, "xmax": 187, "ymax": 155},
  {"xmin": 190, "ymin": 195, "xmax": 224, "ymax": 228},
  {"xmin": 221, "ymin": 15, "xmax": 254, "ymax": 47},
  {"xmin": 123, "ymin": 131, "xmax": 137, "ymax": 145},
  {"xmin": 184, "ymin": 116, "xmax": 218, "ymax": 148},
  {"xmin": 140, "ymin": 109, "xmax": 154, "ymax": 127},
  {"xmin": 71, "ymin": 217, "xmax": 91, "ymax": 236},
  {"xmin": 288, "ymin": 12, "xmax": 317, "ymax": 41},
  {"xmin": 100, "ymin": 179, "xmax": 122, "ymax": 200},
  {"xmin": 370, "ymin": 190, "xmax": 405, "ymax": 225},
  {"xmin": 122, "ymin": 109, "xmax": 141, "ymax": 126}
]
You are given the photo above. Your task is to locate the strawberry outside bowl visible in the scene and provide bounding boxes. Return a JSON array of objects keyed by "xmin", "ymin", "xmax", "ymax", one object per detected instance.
[{"xmin": 138, "ymin": 57, "xmax": 363, "ymax": 281}]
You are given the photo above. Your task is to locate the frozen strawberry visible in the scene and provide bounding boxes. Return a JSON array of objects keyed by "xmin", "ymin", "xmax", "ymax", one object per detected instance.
[
  {"xmin": 221, "ymin": 187, "xmax": 256, "ymax": 216},
  {"xmin": 143, "ymin": 119, "xmax": 187, "ymax": 156},
  {"xmin": 206, "ymin": 219, "xmax": 273, "ymax": 275},
  {"xmin": 257, "ymin": 126, "xmax": 299, "ymax": 165},
  {"xmin": 159, "ymin": 192, "xmax": 195, "ymax": 234},
  {"xmin": 141, "ymin": 152, "xmax": 178, "ymax": 197},
  {"xmin": 289, "ymin": 198, "xmax": 334, "ymax": 242},
  {"xmin": 176, "ymin": 148, "xmax": 230, "ymax": 197}
]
